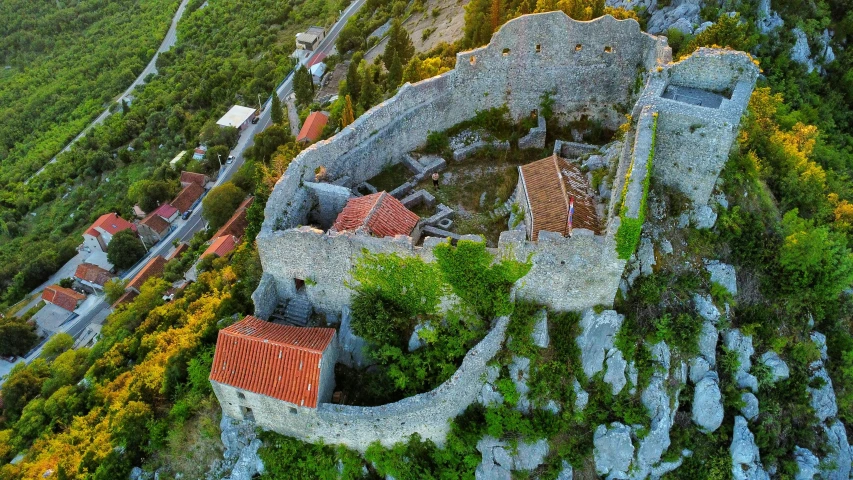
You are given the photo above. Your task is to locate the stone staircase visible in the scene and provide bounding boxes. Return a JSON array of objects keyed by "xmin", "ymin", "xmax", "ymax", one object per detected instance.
[{"xmin": 269, "ymin": 295, "xmax": 313, "ymax": 327}]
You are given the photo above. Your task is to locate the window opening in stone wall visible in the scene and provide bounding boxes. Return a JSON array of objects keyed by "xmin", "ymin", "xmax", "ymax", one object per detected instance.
[
  {"xmin": 289, "ymin": 407, "xmax": 297, "ymax": 415},
  {"xmin": 237, "ymin": 391, "xmax": 245, "ymax": 400},
  {"xmin": 502, "ymin": 48, "xmax": 510, "ymax": 56},
  {"xmin": 536, "ymin": 44, "xmax": 541, "ymax": 53},
  {"xmin": 604, "ymin": 46, "xmax": 613, "ymax": 53},
  {"xmin": 294, "ymin": 278, "xmax": 305, "ymax": 291},
  {"xmin": 575, "ymin": 44, "xmax": 582, "ymax": 51},
  {"xmin": 470, "ymin": 56, "xmax": 477, "ymax": 65},
  {"xmin": 241, "ymin": 407, "xmax": 255, "ymax": 421}
]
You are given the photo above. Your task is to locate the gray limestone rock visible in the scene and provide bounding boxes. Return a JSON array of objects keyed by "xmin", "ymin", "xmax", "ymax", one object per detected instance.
[
  {"xmin": 822, "ymin": 420, "xmax": 852, "ymax": 480},
  {"xmin": 574, "ymin": 378, "xmax": 589, "ymax": 412},
  {"xmin": 669, "ymin": 17, "xmax": 694, "ymax": 35},
  {"xmin": 556, "ymin": 460, "xmax": 573, "ymax": 480},
  {"xmin": 634, "ymin": 341, "xmax": 678, "ymax": 478},
  {"xmin": 757, "ymin": 0, "xmax": 784, "ymax": 33},
  {"xmin": 478, "ymin": 382, "xmax": 504, "ymax": 406},
  {"xmin": 408, "ymin": 322, "xmax": 433, "ymax": 352},
  {"xmin": 510, "ymin": 356, "xmax": 531, "ymax": 413},
  {"xmin": 809, "ymin": 366, "xmax": 838, "ymax": 422},
  {"xmin": 740, "ymin": 392, "xmax": 759, "ymax": 421},
  {"xmin": 819, "ymin": 29, "xmax": 835, "ymax": 64},
  {"xmin": 791, "ymin": 28, "xmax": 815, "ymax": 72},
  {"xmin": 647, "ymin": 1, "xmax": 701, "ymax": 34},
  {"xmin": 694, "ymin": 21, "xmax": 714, "ymax": 35},
  {"xmin": 794, "ymin": 447, "xmax": 820, "ymax": 480},
  {"xmin": 698, "ymin": 321, "xmax": 718, "ymax": 366},
  {"xmin": 531, "ymin": 310, "xmax": 549, "ymax": 348},
  {"xmin": 694, "ymin": 293, "xmax": 721, "ymax": 323},
  {"xmin": 660, "ymin": 238, "xmax": 673, "ymax": 255},
  {"xmin": 476, "ymin": 437, "xmax": 512, "ymax": 480},
  {"xmin": 493, "ymin": 446, "xmax": 514, "ymax": 469},
  {"xmin": 714, "ymin": 192, "xmax": 729, "ymax": 209},
  {"xmin": 594, "ymin": 423, "xmax": 634, "ymax": 476},
  {"xmin": 475, "ymin": 462, "xmax": 511, "ymax": 480},
  {"xmin": 678, "ymin": 212, "xmax": 690, "ymax": 228},
  {"xmin": 604, "ymin": 348, "xmax": 628, "ymax": 395},
  {"xmin": 577, "ymin": 309, "xmax": 624, "ymax": 379},
  {"xmin": 705, "ymin": 260, "xmax": 737, "ymax": 296},
  {"xmin": 810, "ymin": 331, "xmax": 828, "ymax": 361},
  {"xmin": 692, "ymin": 372, "xmax": 724, "ymax": 433},
  {"xmin": 627, "ymin": 361, "xmax": 638, "ymax": 395},
  {"xmin": 486, "ymin": 364, "xmax": 500, "ymax": 384},
  {"xmin": 693, "ymin": 205, "xmax": 717, "ymax": 229},
  {"xmin": 227, "ymin": 438, "xmax": 264, "ymax": 480},
  {"xmin": 760, "ymin": 351, "xmax": 790, "ymax": 383},
  {"xmin": 544, "ymin": 399, "xmax": 561, "ymax": 414},
  {"xmin": 638, "ymin": 237, "xmax": 656, "ymax": 276},
  {"xmin": 724, "ymin": 329, "xmax": 757, "ymax": 392},
  {"xmin": 689, "ymin": 356, "xmax": 710, "ymax": 384},
  {"xmin": 513, "ymin": 439, "xmax": 550, "ymax": 471},
  {"xmin": 339, "ymin": 308, "xmax": 370, "ymax": 367},
  {"xmin": 731, "ymin": 416, "xmax": 769, "ymax": 480}
]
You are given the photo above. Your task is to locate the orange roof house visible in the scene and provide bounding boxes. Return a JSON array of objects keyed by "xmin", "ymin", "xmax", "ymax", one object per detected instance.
[
  {"xmin": 74, "ymin": 263, "xmax": 115, "ymax": 288},
  {"xmin": 213, "ymin": 197, "xmax": 254, "ymax": 239},
  {"xmin": 296, "ymin": 111, "xmax": 329, "ymax": 144},
  {"xmin": 517, "ymin": 155, "xmax": 599, "ymax": 241},
  {"xmin": 126, "ymin": 256, "xmax": 168, "ymax": 293},
  {"xmin": 42, "ymin": 285, "xmax": 87, "ymax": 312},
  {"xmin": 170, "ymin": 182, "xmax": 205, "ymax": 213},
  {"xmin": 202, "ymin": 235, "xmax": 238, "ymax": 259},
  {"xmin": 169, "ymin": 243, "xmax": 190, "ymax": 260},
  {"xmin": 209, "ymin": 316, "xmax": 338, "ymax": 410},
  {"xmin": 180, "ymin": 171, "xmax": 209, "ymax": 188},
  {"xmin": 332, "ymin": 192, "xmax": 420, "ymax": 238},
  {"xmin": 82, "ymin": 213, "xmax": 136, "ymax": 252}
]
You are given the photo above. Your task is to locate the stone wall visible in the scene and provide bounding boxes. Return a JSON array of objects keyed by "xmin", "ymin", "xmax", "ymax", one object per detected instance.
[{"xmin": 217, "ymin": 316, "xmax": 510, "ymax": 452}]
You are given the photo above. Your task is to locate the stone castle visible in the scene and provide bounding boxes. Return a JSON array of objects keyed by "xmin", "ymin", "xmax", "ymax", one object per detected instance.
[{"xmin": 211, "ymin": 11, "xmax": 758, "ymax": 452}]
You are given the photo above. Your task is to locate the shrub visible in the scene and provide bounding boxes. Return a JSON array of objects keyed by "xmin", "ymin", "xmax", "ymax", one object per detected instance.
[
  {"xmin": 424, "ymin": 130, "xmax": 449, "ymax": 154},
  {"xmin": 615, "ymin": 113, "xmax": 656, "ymax": 259}
]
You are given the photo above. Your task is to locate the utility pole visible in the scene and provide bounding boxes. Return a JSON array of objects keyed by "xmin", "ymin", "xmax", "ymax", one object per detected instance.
[{"xmin": 258, "ymin": 93, "xmax": 262, "ymax": 112}]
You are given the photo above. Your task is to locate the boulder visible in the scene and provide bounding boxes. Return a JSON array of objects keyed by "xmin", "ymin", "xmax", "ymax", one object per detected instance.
[
  {"xmin": 513, "ymin": 439, "xmax": 550, "ymax": 471},
  {"xmin": 724, "ymin": 329, "xmax": 757, "ymax": 392},
  {"xmin": 694, "ymin": 21, "xmax": 714, "ymax": 34},
  {"xmin": 760, "ymin": 351, "xmax": 790, "ymax": 383},
  {"xmin": 692, "ymin": 372, "xmax": 724, "ymax": 432},
  {"xmin": 544, "ymin": 399, "xmax": 561, "ymax": 414},
  {"xmin": 634, "ymin": 342, "xmax": 678, "ymax": 478},
  {"xmin": 693, "ymin": 205, "xmax": 717, "ymax": 229},
  {"xmin": 476, "ymin": 437, "xmax": 512, "ymax": 480},
  {"xmin": 731, "ymin": 416, "xmax": 769, "ymax": 480},
  {"xmin": 556, "ymin": 460, "xmax": 573, "ymax": 480},
  {"xmin": 531, "ymin": 310, "xmax": 549, "ymax": 348},
  {"xmin": 705, "ymin": 260, "xmax": 737, "ymax": 296},
  {"xmin": 757, "ymin": 0, "xmax": 784, "ymax": 33},
  {"xmin": 627, "ymin": 361, "xmax": 638, "ymax": 394},
  {"xmin": 574, "ymin": 378, "xmax": 589, "ymax": 412},
  {"xmin": 604, "ymin": 348, "xmax": 628, "ymax": 395},
  {"xmin": 791, "ymin": 28, "xmax": 815, "ymax": 72},
  {"xmin": 475, "ymin": 462, "xmax": 511, "ymax": 480},
  {"xmin": 408, "ymin": 322, "xmax": 433, "ymax": 352},
  {"xmin": 740, "ymin": 392, "xmax": 760, "ymax": 421},
  {"xmin": 822, "ymin": 420, "xmax": 852, "ymax": 480},
  {"xmin": 793, "ymin": 447, "xmax": 820, "ymax": 480},
  {"xmin": 698, "ymin": 321, "xmax": 718, "ymax": 366},
  {"xmin": 227, "ymin": 438, "xmax": 264, "ymax": 480},
  {"xmin": 810, "ymin": 331, "xmax": 828, "ymax": 362},
  {"xmin": 593, "ymin": 423, "xmax": 634, "ymax": 476},
  {"xmin": 509, "ymin": 356, "xmax": 531, "ymax": 413},
  {"xmin": 809, "ymin": 366, "xmax": 838, "ymax": 422},
  {"xmin": 693, "ymin": 294, "xmax": 721, "ymax": 323},
  {"xmin": 689, "ymin": 356, "xmax": 710, "ymax": 384},
  {"xmin": 669, "ymin": 17, "xmax": 694, "ymax": 35},
  {"xmin": 660, "ymin": 238, "xmax": 674, "ymax": 255},
  {"xmin": 577, "ymin": 309, "xmax": 624, "ymax": 379},
  {"xmin": 638, "ymin": 237, "xmax": 656, "ymax": 276},
  {"xmin": 478, "ymin": 382, "xmax": 504, "ymax": 406}
]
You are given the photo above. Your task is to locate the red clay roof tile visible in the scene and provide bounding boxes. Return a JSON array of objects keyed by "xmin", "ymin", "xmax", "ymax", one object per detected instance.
[
  {"xmin": 212, "ymin": 196, "xmax": 253, "ymax": 240},
  {"xmin": 180, "ymin": 171, "xmax": 208, "ymax": 187},
  {"xmin": 140, "ymin": 211, "xmax": 171, "ymax": 235},
  {"xmin": 332, "ymin": 192, "xmax": 419, "ymax": 238},
  {"xmin": 202, "ymin": 235, "xmax": 238, "ymax": 259},
  {"xmin": 170, "ymin": 182, "xmax": 205, "ymax": 213},
  {"xmin": 89, "ymin": 213, "xmax": 134, "ymax": 236},
  {"xmin": 126, "ymin": 256, "xmax": 167, "ymax": 292},
  {"xmin": 74, "ymin": 263, "xmax": 114, "ymax": 287},
  {"xmin": 209, "ymin": 316, "xmax": 336, "ymax": 408},
  {"xmin": 296, "ymin": 111, "xmax": 329, "ymax": 143},
  {"xmin": 42, "ymin": 285, "xmax": 86, "ymax": 312}
]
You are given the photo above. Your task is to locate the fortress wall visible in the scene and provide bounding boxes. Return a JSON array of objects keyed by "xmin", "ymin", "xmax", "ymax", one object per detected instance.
[{"xmin": 668, "ymin": 47, "xmax": 758, "ymax": 92}]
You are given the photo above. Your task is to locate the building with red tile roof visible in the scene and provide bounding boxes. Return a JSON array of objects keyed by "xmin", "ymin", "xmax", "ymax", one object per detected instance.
[
  {"xmin": 209, "ymin": 316, "xmax": 338, "ymax": 419},
  {"xmin": 296, "ymin": 111, "xmax": 329, "ymax": 144},
  {"xmin": 170, "ymin": 182, "xmax": 205, "ymax": 214},
  {"xmin": 152, "ymin": 203, "xmax": 179, "ymax": 223},
  {"xmin": 42, "ymin": 285, "xmax": 87, "ymax": 312},
  {"xmin": 137, "ymin": 212, "xmax": 172, "ymax": 246},
  {"xmin": 126, "ymin": 256, "xmax": 168, "ymax": 293},
  {"xmin": 332, "ymin": 192, "xmax": 420, "ymax": 238},
  {"xmin": 202, "ymin": 235, "xmax": 238, "ymax": 259},
  {"xmin": 517, "ymin": 155, "xmax": 599, "ymax": 241},
  {"xmin": 169, "ymin": 243, "xmax": 190, "ymax": 260},
  {"xmin": 180, "ymin": 171, "xmax": 209, "ymax": 188},
  {"xmin": 74, "ymin": 263, "xmax": 115, "ymax": 289},
  {"xmin": 213, "ymin": 197, "xmax": 253, "ymax": 240},
  {"xmin": 82, "ymin": 213, "xmax": 136, "ymax": 253},
  {"xmin": 112, "ymin": 290, "xmax": 139, "ymax": 308}
]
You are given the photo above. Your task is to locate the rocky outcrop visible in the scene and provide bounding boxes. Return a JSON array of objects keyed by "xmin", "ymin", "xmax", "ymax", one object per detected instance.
[
  {"xmin": 723, "ymin": 329, "xmax": 758, "ymax": 392},
  {"xmin": 756, "ymin": 0, "xmax": 783, "ymax": 33},
  {"xmin": 214, "ymin": 415, "xmax": 265, "ymax": 480},
  {"xmin": 730, "ymin": 416, "xmax": 769, "ymax": 480},
  {"xmin": 604, "ymin": 349, "xmax": 628, "ymax": 395},
  {"xmin": 740, "ymin": 392, "xmax": 759, "ymax": 421},
  {"xmin": 594, "ymin": 423, "xmax": 634, "ymax": 476},
  {"xmin": 692, "ymin": 205, "xmax": 717, "ymax": 229},
  {"xmin": 634, "ymin": 342, "xmax": 679, "ymax": 478},
  {"xmin": 531, "ymin": 310, "xmax": 549, "ymax": 348},
  {"xmin": 692, "ymin": 372, "xmax": 724, "ymax": 432},
  {"xmin": 794, "ymin": 446, "xmax": 820, "ymax": 480},
  {"xmin": 574, "ymin": 378, "xmax": 589, "ymax": 412},
  {"xmin": 760, "ymin": 351, "xmax": 790, "ymax": 383},
  {"xmin": 638, "ymin": 237, "xmax": 656, "ymax": 276},
  {"xmin": 477, "ymin": 365, "xmax": 504, "ymax": 406},
  {"xmin": 509, "ymin": 356, "xmax": 532, "ymax": 413},
  {"xmin": 578, "ymin": 309, "xmax": 624, "ymax": 379},
  {"xmin": 475, "ymin": 436, "xmax": 549, "ymax": 479},
  {"xmin": 822, "ymin": 420, "xmax": 853, "ymax": 480},
  {"xmin": 705, "ymin": 260, "xmax": 737, "ymax": 297},
  {"xmin": 791, "ymin": 28, "xmax": 814, "ymax": 72},
  {"xmin": 690, "ymin": 321, "xmax": 718, "ymax": 384},
  {"xmin": 693, "ymin": 293, "xmax": 721, "ymax": 323}
]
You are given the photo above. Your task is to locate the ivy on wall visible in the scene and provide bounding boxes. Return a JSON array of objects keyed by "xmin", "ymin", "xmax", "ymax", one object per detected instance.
[{"xmin": 615, "ymin": 113, "xmax": 657, "ymax": 260}]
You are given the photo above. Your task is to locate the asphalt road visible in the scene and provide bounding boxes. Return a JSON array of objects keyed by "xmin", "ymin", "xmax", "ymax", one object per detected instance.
[
  {"xmin": 29, "ymin": 0, "xmax": 369, "ymax": 358},
  {"xmin": 27, "ymin": 0, "xmax": 192, "ymax": 182}
]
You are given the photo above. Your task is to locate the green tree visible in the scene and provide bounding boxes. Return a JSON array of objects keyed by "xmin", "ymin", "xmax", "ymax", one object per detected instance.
[
  {"xmin": 41, "ymin": 333, "xmax": 74, "ymax": 361},
  {"xmin": 387, "ymin": 50, "xmax": 403, "ymax": 90},
  {"xmin": 386, "ymin": 19, "xmax": 415, "ymax": 68},
  {"xmin": 246, "ymin": 124, "xmax": 290, "ymax": 163},
  {"xmin": 360, "ymin": 64, "xmax": 377, "ymax": 111},
  {"xmin": 683, "ymin": 13, "xmax": 758, "ymax": 57},
  {"xmin": 201, "ymin": 182, "xmax": 245, "ymax": 232},
  {"xmin": 204, "ymin": 145, "xmax": 231, "ymax": 174},
  {"xmin": 104, "ymin": 278, "xmax": 128, "ymax": 304},
  {"xmin": 1, "ymin": 360, "xmax": 50, "ymax": 422},
  {"xmin": 778, "ymin": 209, "xmax": 853, "ymax": 309},
  {"xmin": 293, "ymin": 64, "xmax": 314, "ymax": 107},
  {"xmin": 107, "ymin": 229, "xmax": 146, "ymax": 270},
  {"xmin": 341, "ymin": 95, "xmax": 355, "ymax": 128},
  {"xmin": 346, "ymin": 52, "xmax": 363, "ymax": 103},
  {"xmin": 271, "ymin": 93, "xmax": 284, "ymax": 125},
  {"xmin": 129, "ymin": 179, "xmax": 177, "ymax": 212},
  {"xmin": 0, "ymin": 317, "xmax": 38, "ymax": 357}
]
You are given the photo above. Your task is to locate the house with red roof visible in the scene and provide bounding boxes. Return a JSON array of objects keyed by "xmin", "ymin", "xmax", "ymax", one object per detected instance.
[
  {"xmin": 201, "ymin": 235, "xmax": 238, "ymax": 259},
  {"xmin": 137, "ymin": 212, "xmax": 172, "ymax": 246},
  {"xmin": 331, "ymin": 192, "xmax": 420, "ymax": 239},
  {"xmin": 296, "ymin": 111, "xmax": 329, "ymax": 144},
  {"xmin": 212, "ymin": 197, "xmax": 253, "ymax": 240},
  {"xmin": 180, "ymin": 171, "xmax": 209, "ymax": 188},
  {"xmin": 209, "ymin": 316, "xmax": 338, "ymax": 426},
  {"xmin": 152, "ymin": 203, "xmax": 179, "ymax": 223},
  {"xmin": 42, "ymin": 285, "xmax": 87, "ymax": 312},
  {"xmin": 82, "ymin": 213, "xmax": 136, "ymax": 253},
  {"xmin": 74, "ymin": 263, "xmax": 115, "ymax": 290},
  {"xmin": 171, "ymin": 182, "xmax": 206, "ymax": 215},
  {"xmin": 126, "ymin": 256, "xmax": 168, "ymax": 294}
]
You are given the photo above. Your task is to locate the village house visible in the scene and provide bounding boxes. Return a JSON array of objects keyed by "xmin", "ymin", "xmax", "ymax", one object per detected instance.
[
  {"xmin": 295, "ymin": 26, "xmax": 326, "ymax": 51},
  {"xmin": 33, "ymin": 285, "xmax": 87, "ymax": 336},
  {"xmin": 151, "ymin": 203, "xmax": 180, "ymax": 223},
  {"xmin": 516, "ymin": 155, "xmax": 599, "ymax": 241},
  {"xmin": 209, "ymin": 316, "xmax": 338, "ymax": 424},
  {"xmin": 171, "ymin": 182, "xmax": 206, "ymax": 216},
  {"xmin": 180, "ymin": 171, "xmax": 209, "ymax": 188},
  {"xmin": 201, "ymin": 235, "xmax": 238, "ymax": 259},
  {"xmin": 73, "ymin": 263, "xmax": 115, "ymax": 291},
  {"xmin": 82, "ymin": 213, "xmax": 136, "ymax": 253},
  {"xmin": 330, "ymin": 192, "xmax": 421, "ymax": 239},
  {"xmin": 137, "ymin": 212, "xmax": 172, "ymax": 246},
  {"xmin": 296, "ymin": 111, "xmax": 329, "ymax": 144}
]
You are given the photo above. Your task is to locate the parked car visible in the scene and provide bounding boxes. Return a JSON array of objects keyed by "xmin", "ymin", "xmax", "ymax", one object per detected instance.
[
  {"xmin": 1, "ymin": 355, "xmax": 17, "ymax": 363},
  {"xmin": 251, "ymin": 116, "xmax": 260, "ymax": 124},
  {"xmin": 227, "ymin": 155, "xmax": 234, "ymax": 164},
  {"xmin": 182, "ymin": 210, "xmax": 191, "ymax": 220}
]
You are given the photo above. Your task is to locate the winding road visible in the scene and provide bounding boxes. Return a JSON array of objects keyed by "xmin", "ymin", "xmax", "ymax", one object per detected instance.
[{"xmin": 27, "ymin": 0, "xmax": 192, "ymax": 182}]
